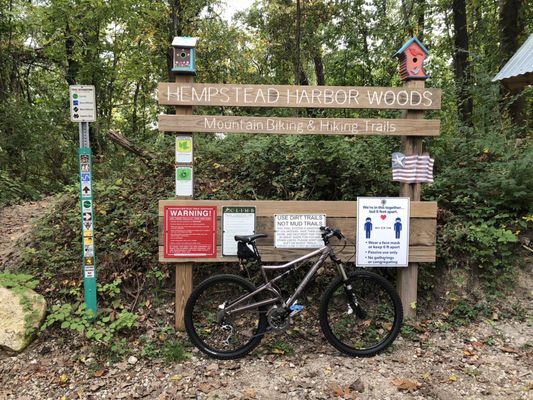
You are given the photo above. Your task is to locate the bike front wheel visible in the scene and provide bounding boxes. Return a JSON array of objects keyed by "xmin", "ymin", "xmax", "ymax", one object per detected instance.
[
  {"xmin": 184, "ymin": 274, "xmax": 268, "ymax": 360},
  {"xmin": 319, "ymin": 270, "xmax": 403, "ymax": 357}
]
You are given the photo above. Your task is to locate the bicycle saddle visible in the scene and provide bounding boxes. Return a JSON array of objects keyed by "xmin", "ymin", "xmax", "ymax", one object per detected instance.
[{"xmin": 234, "ymin": 233, "xmax": 268, "ymax": 243}]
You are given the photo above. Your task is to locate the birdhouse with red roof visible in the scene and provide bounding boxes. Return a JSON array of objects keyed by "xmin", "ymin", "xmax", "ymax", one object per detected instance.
[{"xmin": 394, "ymin": 37, "xmax": 429, "ymax": 81}]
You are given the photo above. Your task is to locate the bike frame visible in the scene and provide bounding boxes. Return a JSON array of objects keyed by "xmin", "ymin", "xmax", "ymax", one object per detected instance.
[{"xmin": 223, "ymin": 243, "xmax": 349, "ymax": 317}]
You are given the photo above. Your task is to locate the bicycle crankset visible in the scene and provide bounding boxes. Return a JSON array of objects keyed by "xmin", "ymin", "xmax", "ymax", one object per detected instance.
[{"xmin": 266, "ymin": 305, "xmax": 290, "ymax": 330}]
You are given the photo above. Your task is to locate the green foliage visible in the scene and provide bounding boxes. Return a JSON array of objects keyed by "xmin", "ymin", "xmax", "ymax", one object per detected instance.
[
  {"xmin": 139, "ymin": 330, "xmax": 191, "ymax": 362},
  {"xmin": 42, "ymin": 303, "xmax": 137, "ymax": 344},
  {"xmin": 0, "ymin": 272, "xmax": 39, "ymax": 291},
  {"xmin": 268, "ymin": 340, "xmax": 295, "ymax": 356},
  {"xmin": 447, "ymin": 299, "xmax": 491, "ymax": 326}
]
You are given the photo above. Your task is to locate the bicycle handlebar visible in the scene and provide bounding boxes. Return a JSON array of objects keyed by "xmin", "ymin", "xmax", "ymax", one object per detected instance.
[{"xmin": 320, "ymin": 226, "xmax": 346, "ymax": 241}]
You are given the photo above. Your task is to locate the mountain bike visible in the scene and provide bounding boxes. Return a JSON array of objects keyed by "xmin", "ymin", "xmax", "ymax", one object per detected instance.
[{"xmin": 184, "ymin": 226, "xmax": 403, "ymax": 360}]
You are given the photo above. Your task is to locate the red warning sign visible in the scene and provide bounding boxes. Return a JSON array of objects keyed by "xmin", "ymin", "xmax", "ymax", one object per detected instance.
[{"xmin": 164, "ymin": 206, "xmax": 217, "ymax": 258}]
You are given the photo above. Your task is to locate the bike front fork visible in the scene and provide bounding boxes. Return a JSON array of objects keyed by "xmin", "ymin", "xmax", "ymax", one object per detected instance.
[{"xmin": 336, "ymin": 262, "xmax": 367, "ymax": 319}]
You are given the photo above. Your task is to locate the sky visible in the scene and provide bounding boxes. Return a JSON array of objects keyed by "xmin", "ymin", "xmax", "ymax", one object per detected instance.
[{"xmin": 220, "ymin": 0, "xmax": 255, "ymax": 21}]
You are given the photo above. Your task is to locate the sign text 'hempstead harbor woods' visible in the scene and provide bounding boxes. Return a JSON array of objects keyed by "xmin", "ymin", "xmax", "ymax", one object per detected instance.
[{"xmin": 158, "ymin": 83, "xmax": 442, "ymax": 110}]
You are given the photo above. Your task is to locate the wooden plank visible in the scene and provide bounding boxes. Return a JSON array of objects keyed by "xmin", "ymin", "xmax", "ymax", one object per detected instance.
[
  {"xmin": 158, "ymin": 200, "xmax": 437, "ymax": 218},
  {"xmin": 157, "ymin": 83, "xmax": 442, "ymax": 110},
  {"xmin": 158, "ymin": 115, "xmax": 441, "ymax": 137},
  {"xmin": 158, "ymin": 216, "xmax": 436, "ymax": 247},
  {"xmin": 159, "ymin": 245, "xmax": 436, "ymax": 263}
]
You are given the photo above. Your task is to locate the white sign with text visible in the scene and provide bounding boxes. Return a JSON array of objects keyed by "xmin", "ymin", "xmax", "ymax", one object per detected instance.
[
  {"xmin": 356, "ymin": 197, "xmax": 410, "ymax": 267},
  {"xmin": 274, "ymin": 214, "xmax": 326, "ymax": 248},
  {"xmin": 222, "ymin": 206, "xmax": 256, "ymax": 256}
]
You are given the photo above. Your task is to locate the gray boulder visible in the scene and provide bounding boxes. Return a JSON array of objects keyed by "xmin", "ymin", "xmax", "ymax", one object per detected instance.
[{"xmin": 0, "ymin": 286, "xmax": 47, "ymax": 352}]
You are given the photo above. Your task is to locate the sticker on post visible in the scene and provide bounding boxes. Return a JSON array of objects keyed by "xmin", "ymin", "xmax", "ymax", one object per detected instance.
[
  {"xmin": 274, "ymin": 214, "xmax": 326, "ymax": 248},
  {"xmin": 176, "ymin": 136, "xmax": 193, "ymax": 163},
  {"xmin": 356, "ymin": 197, "xmax": 410, "ymax": 267},
  {"xmin": 84, "ymin": 245, "xmax": 94, "ymax": 257},
  {"xmin": 81, "ymin": 184, "xmax": 92, "ymax": 197},
  {"xmin": 175, "ymin": 167, "xmax": 193, "ymax": 197},
  {"xmin": 222, "ymin": 206, "xmax": 256, "ymax": 256},
  {"xmin": 84, "ymin": 265, "xmax": 95, "ymax": 278}
]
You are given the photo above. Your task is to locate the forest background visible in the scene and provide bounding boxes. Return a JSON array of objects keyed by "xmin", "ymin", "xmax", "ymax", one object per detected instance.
[{"xmin": 0, "ymin": 0, "xmax": 532, "ymax": 337}]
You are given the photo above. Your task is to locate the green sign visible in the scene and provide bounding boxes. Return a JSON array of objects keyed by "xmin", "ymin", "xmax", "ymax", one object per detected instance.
[{"xmin": 177, "ymin": 168, "xmax": 192, "ymax": 181}]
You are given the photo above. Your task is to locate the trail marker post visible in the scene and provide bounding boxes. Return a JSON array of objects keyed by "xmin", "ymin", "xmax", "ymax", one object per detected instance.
[{"xmin": 70, "ymin": 84, "xmax": 97, "ymax": 317}]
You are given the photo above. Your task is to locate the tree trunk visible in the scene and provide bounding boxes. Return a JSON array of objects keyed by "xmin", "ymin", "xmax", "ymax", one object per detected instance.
[
  {"xmin": 452, "ymin": 0, "xmax": 472, "ymax": 127},
  {"xmin": 106, "ymin": 129, "xmax": 155, "ymax": 165},
  {"xmin": 498, "ymin": 0, "xmax": 526, "ymax": 129}
]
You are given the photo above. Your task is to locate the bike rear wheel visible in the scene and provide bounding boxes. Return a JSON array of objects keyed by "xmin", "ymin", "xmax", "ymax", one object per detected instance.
[
  {"xmin": 319, "ymin": 271, "xmax": 403, "ymax": 357},
  {"xmin": 184, "ymin": 274, "xmax": 268, "ymax": 360}
]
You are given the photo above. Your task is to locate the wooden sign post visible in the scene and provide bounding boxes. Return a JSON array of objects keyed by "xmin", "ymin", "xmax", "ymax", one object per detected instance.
[
  {"xmin": 394, "ymin": 37, "xmax": 431, "ymax": 319},
  {"xmin": 159, "ymin": 36, "xmax": 440, "ymax": 327},
  {"xmin": 397, "ymin": 80, "xmax": 425, "ymax": 318},
  {"xmin": 170, "ymin": 37, "xmax": 198, "ymax": 330}
]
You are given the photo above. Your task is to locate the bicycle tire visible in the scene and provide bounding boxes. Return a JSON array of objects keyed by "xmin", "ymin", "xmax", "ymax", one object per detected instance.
[
  {"xmin": 184, "ymin": 274, "xmax": 268, "ymax": 360},
  {"xmin": 319, "ymin": 270, "xmax": 403, "ymax": 357}
]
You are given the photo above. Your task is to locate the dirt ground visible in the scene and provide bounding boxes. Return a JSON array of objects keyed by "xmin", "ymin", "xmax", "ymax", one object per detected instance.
[
  {"xmin": 0, "ymin": 311, "xmax": 532, "ymax": 400},
  {"xmin": 0, "ymin": 197, "xmax": 55, "ymax": 271},
  {"xmin": 0, "ymin": 200, "xmax": 532, "ymax": 400}
]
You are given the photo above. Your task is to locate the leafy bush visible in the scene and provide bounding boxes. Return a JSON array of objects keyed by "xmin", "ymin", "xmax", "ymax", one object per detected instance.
[{"xmin": 41, "ymin": 303, "xmax": 137, "ymax": 343}]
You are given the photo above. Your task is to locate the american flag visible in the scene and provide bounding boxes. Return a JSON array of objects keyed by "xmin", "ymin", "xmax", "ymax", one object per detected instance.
[{"xmin": 391, "ymin": 152, "xmax": 434, "ymax": 183}]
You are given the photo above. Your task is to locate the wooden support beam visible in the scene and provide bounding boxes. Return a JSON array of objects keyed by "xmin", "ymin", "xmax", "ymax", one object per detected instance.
[
  {"xmin": 398, "ymin": 79, "xmax": 426, "ymax": 319},
  {"xmin": 174, "ymin": 74, "xmax": 194, "ymax": 331}
]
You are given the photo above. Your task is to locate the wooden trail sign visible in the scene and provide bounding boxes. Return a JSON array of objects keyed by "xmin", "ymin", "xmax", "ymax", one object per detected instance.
[
  {"xmin": 158, "ymin": 36, "xmax": 441, "ymax": 326},
  {"xmin": 158, "ymin": 115, "xmax": 440, "ymax": 136},
  {"xmin": 158, "ymin": 200, "xmax": 437, "ymax": 264},
  {"xmin": 158, "ymin": 83, "xmax": 442, "ymax": 110}
]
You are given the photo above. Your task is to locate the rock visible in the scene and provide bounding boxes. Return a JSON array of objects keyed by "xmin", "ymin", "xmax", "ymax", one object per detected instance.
[
  {"xmin": 128, "ymin": 355, "xmax": 139, "ymax": 365},
  {"xmin": 0, "ymin": 286, "xmax": 46, "ymax": 352},
  {"xmin": 350, "ymin": 377, "xmax": 365, "ymax": 393}
]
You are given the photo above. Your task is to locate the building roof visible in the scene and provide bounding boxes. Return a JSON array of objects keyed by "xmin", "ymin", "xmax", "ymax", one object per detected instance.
[
  {"xmin": 394, "ymin": 36, "xmax": 429, "ymax": 57},
  {"xmin": 492, "ymin": 34, "xmax": 533, "ymax": 89}
]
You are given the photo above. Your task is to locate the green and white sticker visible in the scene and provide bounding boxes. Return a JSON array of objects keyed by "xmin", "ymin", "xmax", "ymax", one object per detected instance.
[
  {"xmin": 176, "ymin": 167, "xmax": 193, "ymax": 196},
  {"xmin": 176, "ymin": 136, "xmax": 193, "ymax": 163}
]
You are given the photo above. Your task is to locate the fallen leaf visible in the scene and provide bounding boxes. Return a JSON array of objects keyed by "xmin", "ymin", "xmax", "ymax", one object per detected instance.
[
  {"xmin": 198, "ymin": 383, "xmax": 211, "ymax": 393},
  {"xmin": 463, "ymin": 349, "xmax": 476, "ymax": 357},
  {"xmin": 59, "ymin": 374, "xmax": 69, "ymax": 384},
  {"xmin": 422, "ymin": 372, "xmax": 431, "ymax": 381},
  {"xmin": 94, "ymin": 369, "xmax": 106, "ymax": 377},
  {"xmin": 329, "ymin": 384, "xmax": 353, "ymax": 399},
  {"xmin": 500, "ymin": 346, "xmax": 518, "ymax": 354},
  {"xmin": 448, "ymin": 375, "xmax": 458, "ymax": 382},
  {"xmin": 169, "ymin": 375, "xmax": 182, "ymax": 381},
  {"xmin": 471, "ymin": 341, "xmax": 484, "ymax": 348},
  {"xmin": 243, "ymin": 388, "xmax": 257, "ymax": 398},
  {"xmin": 391, "ymin": 378, "xmax": 421, "ymax": 392}
]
